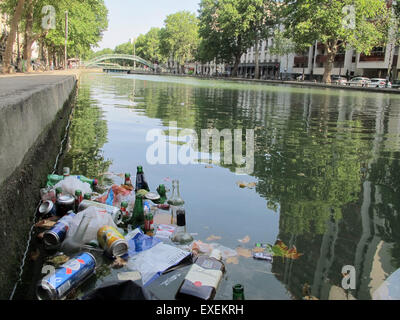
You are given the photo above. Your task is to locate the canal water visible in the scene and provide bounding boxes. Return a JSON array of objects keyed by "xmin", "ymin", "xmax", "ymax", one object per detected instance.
[{"xmin": 14, "ymin": 72, "xmax": 400, "ymax": 300}]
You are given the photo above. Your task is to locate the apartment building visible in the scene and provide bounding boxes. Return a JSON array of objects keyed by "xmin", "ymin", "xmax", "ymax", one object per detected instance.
[{"xmin": 238, "ymin": 37, "xmax": 400, "ymax": 81}]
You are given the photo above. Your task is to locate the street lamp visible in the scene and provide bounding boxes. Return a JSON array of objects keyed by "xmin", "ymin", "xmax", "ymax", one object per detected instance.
[{"xmin": 131, "ymin": 37, "xmax": 136, "ymax": 71}]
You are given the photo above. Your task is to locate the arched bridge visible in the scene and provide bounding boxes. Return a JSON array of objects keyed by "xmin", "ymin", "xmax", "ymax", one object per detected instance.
[{"xmin": 84, "ymin": 54, "xmax": 156, "ymax": 70}]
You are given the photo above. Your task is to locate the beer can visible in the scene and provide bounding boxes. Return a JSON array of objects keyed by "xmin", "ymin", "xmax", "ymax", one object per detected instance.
[
  {"xmin": 56, "ymin": 194, "xmax": 75, "ymax": 217},
  {"xmin": 43, "ymin": 212, "xmax": 76, "ymax": 248},
  {"xmin": 36, "ymin": 252, "xmax": 96, "ymax": 300},
  {"xmin": 39, "ymin": 200, "xmax": 57, "ymax": 217},
  {"xmin": 63, "ymin": 167, "xmax": 70, "ymax": 177},
  {"xmin": 78, "ymin": 200, "xmax": 123, "ymax": 225},
  {"xmin": 97, "ymin": 226, "xmax": 128, "ymax": 257}
]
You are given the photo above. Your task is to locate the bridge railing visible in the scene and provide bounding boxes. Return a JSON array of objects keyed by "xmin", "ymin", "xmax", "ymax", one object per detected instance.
[{"xmin": 84, "ymin": 54, "xmax": 156, "ymax": 70}]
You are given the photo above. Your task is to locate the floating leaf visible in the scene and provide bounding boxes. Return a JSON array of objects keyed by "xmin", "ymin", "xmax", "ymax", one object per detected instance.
[
  {"xmin": 226, "ymin": 256, "xmax": 239, "ymax": 264},
  {"xmin": 236, "ymin": 181, "xmax": 257, "ymax": 189},
  {"xmin": 206, "ymin": 235, "xmax": 222, "ymax": 241},
  {"xmin": 236, "ymin": 247, "xmax": 252, "ymax": 258},
  {"xmin": 297, "ymin": 173, "xmax": 306, "ymax": 177},
  {"xmin": 238, "ymin": 235, "xmax": 250, "ymax": 244},
  {"xmin": 267, "ymin": 240, "xmax": 303, "ymax": 260},
  {"xmin": 247, "ymin": 182, "xmax": 256, "ymax": 189}
]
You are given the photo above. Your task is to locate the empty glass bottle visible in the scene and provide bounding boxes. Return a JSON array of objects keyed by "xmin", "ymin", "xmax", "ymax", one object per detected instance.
[
  {"xmin": 171, "ymin": 208, "xmax": 193, "ymax": 244},
  {"xmin": 129, "ymin": 194, "xmax": 145, "ymax": 230},
  {"xmin": 135, "ymin": 166, "xmax": 150, "ymax": 192},
  {"xmin": 167, "ymin": 180, "xmax": 184, "ymax": 224},
  {"xmin": 232, "ymin": 284, "xmax": 245, "ymax": 300}
]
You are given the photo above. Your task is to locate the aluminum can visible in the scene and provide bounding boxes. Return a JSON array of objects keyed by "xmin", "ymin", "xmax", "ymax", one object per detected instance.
[
  {"xmin": 36, "ymin": 252, "xmax": 96, "ymax": 300},
  {"xmin": 56, "ymin": 194, "xmax": 75, "ymax": 216},
  {"xmin": 43, "ymin": 211, "xmax": 76, "ymax": 248},
  {"xmin": 97, "ymin": 225, "xmax": 128, "ymax": 257},
  {"xmin": 39, "ymin": 200, "xmax": 57, "ymax": 217},
  {"xmin": 78, "ymin": 200, "xmax": 123, "ymax": 225}
]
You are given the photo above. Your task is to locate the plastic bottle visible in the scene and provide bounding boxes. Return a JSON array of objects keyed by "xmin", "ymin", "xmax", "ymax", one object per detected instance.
[{"xmin": 176, "ymin": 249, "xmax": 225, "ymax": 300}]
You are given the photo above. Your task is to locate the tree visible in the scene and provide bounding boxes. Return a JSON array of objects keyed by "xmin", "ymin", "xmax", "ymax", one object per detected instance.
[
  {"xmin": 198, "ymin": 0, "xmax": 268, "ymax": 77},
  {"xmin": 1, "ymin": 0, "xmax": 25, "ymax": 73},
  {"xmin": 135, "ymin": 27, "xmax": 164, "ymax": 63},
  {"xmin": 281, "ymin": 0, "xmax": 390, "ymax": 83},
  {"xmin": 159, "ymin": 11, "xmax": 199, "ymax": 74},
  {"xmin": 249, "ymin": 0, "xmax": 278, "ymax": 79}
]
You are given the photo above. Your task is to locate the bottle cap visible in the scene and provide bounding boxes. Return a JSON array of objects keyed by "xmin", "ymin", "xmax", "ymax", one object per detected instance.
[
  {"xmin": 125, "ymin": 173, "xmax": 131, "ymax": 178},
  {"xmin": 121, "ymin": 201, "xmax": 128, "ymax": 208},
  {"xmin": 209, "ymin": 249, "xmax": 222, "ymax": 261},
  {"xmin": 75, "ymin": 190, "xmax": 82, "ymax": 196}
]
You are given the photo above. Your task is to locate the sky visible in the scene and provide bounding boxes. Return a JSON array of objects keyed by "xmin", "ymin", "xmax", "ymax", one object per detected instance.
[{"xmin": 96, "ymin": 0, "xmax": 200, "ymax": 51}]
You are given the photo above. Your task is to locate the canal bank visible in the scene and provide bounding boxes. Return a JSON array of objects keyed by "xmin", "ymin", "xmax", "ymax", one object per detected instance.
[
  {"xmin": 128, "ymin": 71, "xmax": 400, "ymax": 94},
  {"xmin": 0, "ymin": 71, "xmax": 80, "ymax": 299}
]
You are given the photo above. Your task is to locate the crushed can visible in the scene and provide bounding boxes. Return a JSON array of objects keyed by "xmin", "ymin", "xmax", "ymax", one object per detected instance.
[
  {"xmin": 97, "ymin": 225, "xmax": 128, "ymax": 257},
  {"xmin": 43, "ymin": 211, "xmax": 76, "ymax": 249},
  {"xmin": 36, "ymin": 252, "xmax": 96, "ymax": 300},
  {"xmin": 39, "ymin": 200, "xmax": 57, "ymax": 218}
]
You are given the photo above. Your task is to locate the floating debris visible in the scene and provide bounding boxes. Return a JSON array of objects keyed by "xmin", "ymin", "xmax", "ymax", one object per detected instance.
[
  {"xmin": 238, "ymin": 235, "xmax": 250, "ymax": 244},
  {"xmin": 206, "ymin": 235, "xmax": 222, "ymax": 241}
]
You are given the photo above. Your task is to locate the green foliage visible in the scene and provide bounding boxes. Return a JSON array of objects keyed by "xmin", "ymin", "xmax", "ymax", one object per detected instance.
[
  {"xmin": 42, "ymin": 0, "xmax": 108, "ymax": 58},
  {"xmin": 159, "ymin": 11, "xmax": 199, "ymax": 65}
]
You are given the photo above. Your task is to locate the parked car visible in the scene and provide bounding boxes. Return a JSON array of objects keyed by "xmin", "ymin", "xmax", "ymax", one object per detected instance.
[
  {"xmin": 346, "ymin": 77, "xmax": 370, "ymax": 87},
  {"xmin": 367, "ymin": 78, "xmax": 391, "ymax": 88},
  {"xmin": 331, "ymin": 75, "xmax": 348, "ymax": 85},
  {"xmin": 392, "ymin": 80, "xmax": 400, "ymax": 89}
]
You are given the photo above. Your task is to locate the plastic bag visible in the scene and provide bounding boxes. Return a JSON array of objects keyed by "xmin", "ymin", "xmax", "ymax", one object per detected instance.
[
  {"xmin": 127, "ymin": 242, "xmax": 191, "ymax": 287},
  {"xmin": 54, "ymin": 176, "xmax": 92, "ymax": 196},
  {"xmin": 95, "ymin": 184, "xmax": 135, "ymax": 208},
  {"xmin": 60, "ymin": 207, "xmax": 119, "ymax": 254},
  {"xmin": 126, "ymin": 228, "xmax": 161, "ymax": 258}
]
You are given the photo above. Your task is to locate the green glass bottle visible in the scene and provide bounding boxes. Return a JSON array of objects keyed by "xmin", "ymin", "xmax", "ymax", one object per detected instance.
[
  {"xmin": 232, "ymin": 284, "xmax": 245, "ymax": 300},
  {"xmin": 156, "ymin": 184, "xmax": 167, "ymax": 204},
  {"xmin": 135, "ymin": 166, "xmax": 150, "ymax": 192},
  {"xmin": 130, "ymin": 194, "xmax": 145, "ymax": 230}
]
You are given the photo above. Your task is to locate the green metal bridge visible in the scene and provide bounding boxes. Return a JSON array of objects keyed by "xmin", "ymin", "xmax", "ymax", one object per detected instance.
[{"xmin": 83, "ymin": 54, "xmax": 158, "ymax": 72}]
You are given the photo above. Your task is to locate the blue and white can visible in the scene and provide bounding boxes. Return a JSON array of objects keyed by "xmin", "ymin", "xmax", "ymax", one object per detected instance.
[
  {"xmin": 36, "ymin": 252, "xmax": 96, "ymax": 300},
  {"xmin": 39, "ymin": 200, "xmax": 57, "ymax": 217},
  {"xmin": 43, "ymin": 211, "xmax": 76, "ymax": 248}
]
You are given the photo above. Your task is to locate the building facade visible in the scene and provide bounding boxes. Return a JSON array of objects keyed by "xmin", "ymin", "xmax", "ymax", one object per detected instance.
[{"xmin": 239, "ymin": 39, "xmax": 400, "ymax": 81}]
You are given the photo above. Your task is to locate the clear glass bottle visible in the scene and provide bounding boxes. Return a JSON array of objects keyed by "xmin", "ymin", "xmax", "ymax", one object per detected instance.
[
  {"xmin": 171, "ymin": 208, "xmax": 193, "ymax": 244},
  {"xmin": 167, "ymin": 180, "xmax": 184, "ymax": 224}
]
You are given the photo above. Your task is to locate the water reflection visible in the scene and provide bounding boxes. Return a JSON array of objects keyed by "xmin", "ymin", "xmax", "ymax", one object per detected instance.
[
  {"xmin": 62, "ymin": 82, "xmax": 113, "ymax": 185},
  {"xmin": 73, "ymin": 73, "xmax": 400, "ymax": 300}
]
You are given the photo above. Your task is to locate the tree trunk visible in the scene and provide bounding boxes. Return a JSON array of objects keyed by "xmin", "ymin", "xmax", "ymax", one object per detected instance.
[
  {"xmin": 254, "ymin": 39, "xmax": 260, "ymax": 79},
  {"xmin": 322, "ymin": 42, "xmax": 337, "ymax": 84},
  {"xmin": 23, "ymin": 0, "xmax": 34, "ymax": 72},
  {"xmin": 232, "ymin": 52, "xmax": 241, "ymax": 77},
  {"xmin": 2, "ymin": 0, "xmax": 26, "ymax": 73}
]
